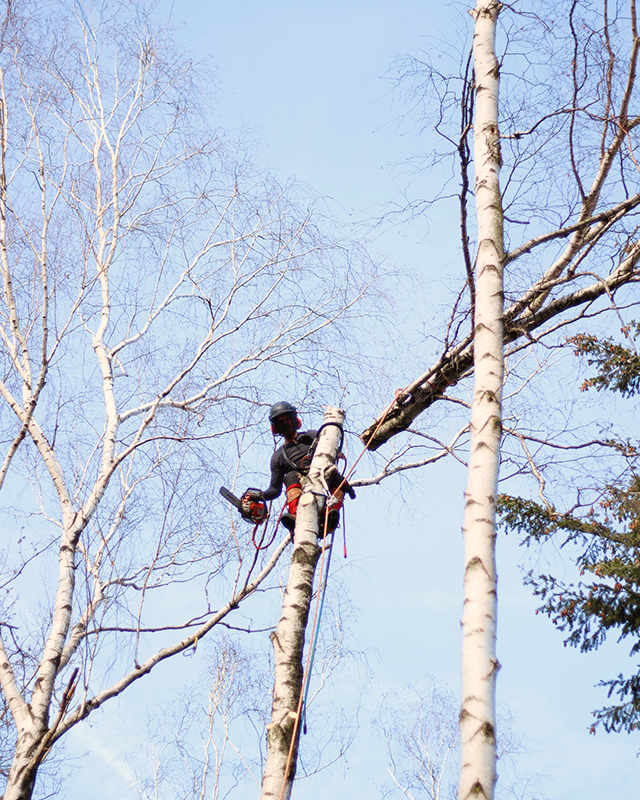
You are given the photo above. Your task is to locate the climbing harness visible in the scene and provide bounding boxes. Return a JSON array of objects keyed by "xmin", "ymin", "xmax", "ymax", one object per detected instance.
[{"xmin": 284, "ymin": 471, "xmax": 304, "ymax": 522}]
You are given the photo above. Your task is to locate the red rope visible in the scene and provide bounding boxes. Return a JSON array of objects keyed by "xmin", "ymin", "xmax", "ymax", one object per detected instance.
[{"xmin": 252, "ymin": 503, "xmax": 284, "ymax": 550}]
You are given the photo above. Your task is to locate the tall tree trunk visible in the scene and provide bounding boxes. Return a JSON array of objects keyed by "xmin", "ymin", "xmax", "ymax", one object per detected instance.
[
  {"xmin": 259, "ymin": 407, "xmax": 345, "ymax": 800},
  {"xmin": 458, "ymin": 3, "xmax": 503, "ymax": 800}
]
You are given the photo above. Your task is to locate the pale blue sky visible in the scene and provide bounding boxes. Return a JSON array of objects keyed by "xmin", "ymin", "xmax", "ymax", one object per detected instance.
[{"xmin": 61, "ymin": 2, "xmax": 640, "ymax": 798}]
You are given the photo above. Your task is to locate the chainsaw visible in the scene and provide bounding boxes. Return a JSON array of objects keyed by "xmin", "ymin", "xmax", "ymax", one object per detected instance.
[{"xmin": 219, "ymin": 486, "xmax": 268, "ymax": 525}]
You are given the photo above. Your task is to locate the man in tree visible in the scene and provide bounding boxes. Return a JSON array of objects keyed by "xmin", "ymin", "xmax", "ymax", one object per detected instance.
[{"xmin": 247, "ymin": 401, "xmax": 354, "ymax": 533}]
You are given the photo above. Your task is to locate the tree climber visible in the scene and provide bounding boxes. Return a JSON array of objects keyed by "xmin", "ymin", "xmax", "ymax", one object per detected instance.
[{"xmin": 245, "ymin": 401, "xmax": 355, "ymax": 533}]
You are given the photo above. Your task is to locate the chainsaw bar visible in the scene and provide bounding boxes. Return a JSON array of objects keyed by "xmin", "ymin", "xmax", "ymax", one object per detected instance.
[{"xmin": 219, "ymin": 486, "xmax": 242, "ymax": 511}]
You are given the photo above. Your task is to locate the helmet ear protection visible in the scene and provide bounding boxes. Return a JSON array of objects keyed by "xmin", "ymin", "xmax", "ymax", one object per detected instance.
[
  {"xmin": 269, "ymin": 401, "xmax": 300, "ymax": 435},
  {"xmin": 270, "ymin": 414, "xmax": 301, "ymax": 435}
]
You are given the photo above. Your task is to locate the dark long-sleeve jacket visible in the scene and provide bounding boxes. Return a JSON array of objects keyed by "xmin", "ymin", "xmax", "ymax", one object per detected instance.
[{"xmin": 262, "ymin": 431, "xmax": 317, "ymax": 500}]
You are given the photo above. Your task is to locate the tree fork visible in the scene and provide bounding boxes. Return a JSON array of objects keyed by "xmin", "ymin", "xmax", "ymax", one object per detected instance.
[{"xmin": 259, "ymin": 407, "xmax": 345, "ymax": 800}]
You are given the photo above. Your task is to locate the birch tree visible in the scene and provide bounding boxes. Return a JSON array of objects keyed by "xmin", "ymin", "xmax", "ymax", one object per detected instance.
[
  {"xmin": 376, "ymin": 679, "xmax": 545, "ymax": 800},
  {"xmin": 358, "ymin": 1, "xmax": 640, "ymax": 798},
  {"xmin": 457, "ymin": 3, "xmax": 503, "ymax": 798},
  {"xmin": 259, "ymin": 407, "xmax": 345, "ymax": 800},
  {"xmin": 0, "ymin": 5, "xmax": 370, "ymax": 799},
  {"xmin": 362, "ymin": 0, "xmax": 640, "ymax": 453},
  {"xmin": 377, "ymin": 680, "xmax": 460, "ymax": 800}
]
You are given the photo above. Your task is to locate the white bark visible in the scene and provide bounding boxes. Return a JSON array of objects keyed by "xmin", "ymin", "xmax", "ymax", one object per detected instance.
[
  {"xmin": 458, "ymin": 3, "xmax": 503, "ymax": 800},
  {"xmin": 0, "ymin": 8, "xmax": 369, "ymax": 798},
  {"xmin": 1, "ymin": 531, "xmax": 293, "ymax": 800},
  {"xmin": 361, "ymin": 6, "xmax": 640, "ymax": 452},
  {"xmin": 259, "ymin": 407, "xmax": 345, "ymax": 800}
]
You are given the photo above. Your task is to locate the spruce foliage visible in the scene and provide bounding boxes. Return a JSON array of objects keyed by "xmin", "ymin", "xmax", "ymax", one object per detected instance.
[{"xmin": 499, "ymin": 324, "xmax": 640, "ymax": 733}]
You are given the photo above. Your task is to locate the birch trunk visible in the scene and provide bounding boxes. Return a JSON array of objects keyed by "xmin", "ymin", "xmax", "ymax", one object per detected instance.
[
  {"xmin": 259, "ymin": 407, "xmax": 345, "ymax": 800},
  {"xmin": 458, "ymin": 3, "xmax": 503, "ymax": 800}
]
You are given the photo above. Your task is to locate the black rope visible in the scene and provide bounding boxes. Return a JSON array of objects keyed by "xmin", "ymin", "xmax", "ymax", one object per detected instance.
[{"xmin": 312, "ymin": 421, "xmax": 345, "ymax": 453}]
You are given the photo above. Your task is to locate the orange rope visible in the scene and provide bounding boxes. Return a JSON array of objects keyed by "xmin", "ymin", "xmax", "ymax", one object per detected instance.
[
  {"xmin": 331, "ymin": 386, "xmax": 410, "ymax": 558},
  {"xmin": 346, "ymin": 386, "xmax": 410, "ymax": 480}
]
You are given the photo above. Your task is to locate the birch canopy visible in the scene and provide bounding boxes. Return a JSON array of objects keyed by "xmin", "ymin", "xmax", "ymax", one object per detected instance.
[
  {"xmin": 0, "ymin": 4, "xmax": 368, "ymax": 798},
  {"xmin": 361, "ymin": 0, "xmax": 640, "ymax": 451}
]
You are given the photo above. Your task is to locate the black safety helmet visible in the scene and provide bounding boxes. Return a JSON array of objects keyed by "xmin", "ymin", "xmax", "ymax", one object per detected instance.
[{"xmin": 269, "ymin": 401, "xmax": 300, "ymax": 435}]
